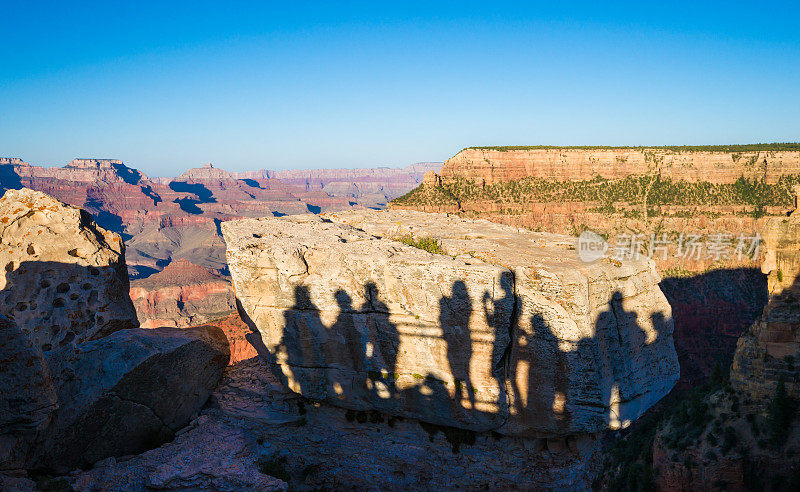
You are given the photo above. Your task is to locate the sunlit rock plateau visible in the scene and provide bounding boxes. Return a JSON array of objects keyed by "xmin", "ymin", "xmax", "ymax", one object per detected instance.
[{"xmin": 223, "ymin": 209, "xmax": 679, "ymax": 438}]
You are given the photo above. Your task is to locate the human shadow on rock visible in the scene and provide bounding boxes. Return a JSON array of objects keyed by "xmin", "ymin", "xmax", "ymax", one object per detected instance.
[
  {"xmin": 251, "ymin": 276, "xmax": 676, "ymax": 443},
  {"xmin": 441, "ymin": 280, "xmax": 475, "ymax": 407}
]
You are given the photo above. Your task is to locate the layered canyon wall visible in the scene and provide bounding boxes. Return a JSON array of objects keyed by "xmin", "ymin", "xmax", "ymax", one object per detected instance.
[{"xmin": 437, "ymin": 147, "xmax": 800, "ymax": 186}]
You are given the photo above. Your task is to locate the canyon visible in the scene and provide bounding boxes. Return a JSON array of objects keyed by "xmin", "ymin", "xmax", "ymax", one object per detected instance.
[
  {"xmin": 2, "ymin": 144, "xmax": 798, "ymax": 488},
  {"xmin": 0, "ymin": 157, "xmax": 440, "ymax": 355},
  {"xmin": 650, "ymin": 210, "xmax": 800, "ymax": 490},
  {"xmin": 0, "ymin": 157, "xmax": 440, "ymax": 279},
  {"xmin": 394, "ymin": 145, "xmax": 800, "ymax": 488},
  {"xmin": 1, "ymin": 189, "xmax": 680, "ymax": 489}
]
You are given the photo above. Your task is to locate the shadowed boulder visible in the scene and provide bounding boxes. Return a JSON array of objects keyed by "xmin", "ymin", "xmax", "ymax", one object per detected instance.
[{"xmin": 35, "ymin": 326, "xmax": 230, "ymax": 472}]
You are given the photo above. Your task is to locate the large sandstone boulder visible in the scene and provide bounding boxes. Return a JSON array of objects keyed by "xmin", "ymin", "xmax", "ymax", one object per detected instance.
[
  {"xmin": 223, "ymin": 210, "xmax": 679, "ymax": 437},
  {"xmin": 0, "ymin": 188, "xmax": 138, "ymax": 351},
  {"xmin": 0, "ymin": 189, "xmax": 231, "ymax": 473},
  {"xmin": 36, "ymin": 326, "xmax": 230, "ymax": 472}
]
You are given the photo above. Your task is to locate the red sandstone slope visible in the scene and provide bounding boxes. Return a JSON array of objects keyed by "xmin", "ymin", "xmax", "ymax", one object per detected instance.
[
  {"xmin": 128, "ymin": 259, "xmax": 258, "ymax": 364},
  {"xmin": 129, "ymin": 259, "xmax": 236, "ymax": 329}
]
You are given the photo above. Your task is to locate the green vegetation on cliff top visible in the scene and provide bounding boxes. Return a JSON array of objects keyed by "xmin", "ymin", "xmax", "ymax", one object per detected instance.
[
  {"xmin": 464, "ymin": 143, "xmax": 800, "ymax": 152},
  {"xmin": 393, "ymin": 173, "xmax": 800, "ymax": 216}
]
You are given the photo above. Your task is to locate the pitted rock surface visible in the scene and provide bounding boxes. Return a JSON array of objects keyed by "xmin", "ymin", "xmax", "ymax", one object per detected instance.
[
  {"xmin": 0, "ymin": 189, "xmax": 230, "ymax": 474},
  {"xmin": 0, "ymin": 188, "xmax": 138, "ymax": 350},
  {"xmin": 222, "ymin": 210, "xmax": 679, "ymax": 437}
]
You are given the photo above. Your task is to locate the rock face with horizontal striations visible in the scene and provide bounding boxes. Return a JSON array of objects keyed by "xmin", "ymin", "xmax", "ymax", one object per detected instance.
[
  {"xmin": 437, "ymin": 147, "xmax": 800, "ymax": 186},
  {"xmin": 129, "ymin": 259, "xmax": 236, "ymax": 329},
  {"xmin": 223, "ymin": 210, "xmax": 679, "ymax": 437}
]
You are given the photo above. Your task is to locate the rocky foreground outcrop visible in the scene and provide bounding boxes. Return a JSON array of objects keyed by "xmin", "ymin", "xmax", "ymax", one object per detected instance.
[
  {"xmin": 69, "ymin": 357, "xmax": 599, "ymax": 490},
  {"xmin": 0, "ymin": 188, "xmax": 138, "ymax": 349},
  {"xmin": 0, "ymin": 189, "xmax": 230, "ymax": 474},
  {"xmin": 223, "ymin": 210, "xmax": 679, "ymax": 438}
]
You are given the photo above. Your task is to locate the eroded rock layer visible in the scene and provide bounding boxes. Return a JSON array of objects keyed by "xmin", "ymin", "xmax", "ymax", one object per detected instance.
[
  {"xmin": 223, "ymin": 210, "xmax": 679, "ymax": 437},
  {"xmin": 130, "ymin": 259, "xmax": 236, "ymax": 328},
  {"xmin": 439, "ymin": 147, "xmax": 800, "ymax": 186},
  {"xmin": 731, "ymin": 214, "xmax": 800, "ymax": 400}
]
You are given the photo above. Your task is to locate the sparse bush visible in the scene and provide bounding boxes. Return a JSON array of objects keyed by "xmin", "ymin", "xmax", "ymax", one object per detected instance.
[{"xmin": 396, "ymin": 233, "xmax": 446, "ymax": 255}]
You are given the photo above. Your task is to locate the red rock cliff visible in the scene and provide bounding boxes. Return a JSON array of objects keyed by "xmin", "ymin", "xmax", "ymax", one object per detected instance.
[{"xmin": 439, "ymin": 147, "xmax": 800, "ymax": 185}]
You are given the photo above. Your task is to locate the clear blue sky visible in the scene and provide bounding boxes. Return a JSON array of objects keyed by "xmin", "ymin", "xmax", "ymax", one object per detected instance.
[{"xmin": 1, "ymin": 1, "xmax": 798, "ymax": 177}]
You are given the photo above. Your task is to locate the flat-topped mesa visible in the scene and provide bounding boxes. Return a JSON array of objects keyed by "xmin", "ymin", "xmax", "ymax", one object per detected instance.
[
  {"xmin": 436, "ymin": 146, "xmax": 800, "ymax": 186},
  {"xmin": 176, "ymin": 163, "xmax": 235, "ymax": 182},
  {"xmin": 223, "ymin": 210, "xmax": 679, "ymax": 437},
  {"xmin": 2, "ymin": 158, "xmax": 148, "ymax": 185},
  {"xmin": 65, "ymin": 158, "xmax": 125, "ymax": 169}
]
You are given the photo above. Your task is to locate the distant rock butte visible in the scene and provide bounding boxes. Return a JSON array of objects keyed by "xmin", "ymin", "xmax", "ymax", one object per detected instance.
[
  {"xmin": 222, "ymin": 209, "xmax": 678, "ymax": 437},
  {"xmin": 237, "ymin": 162, "xmax": 442, "ymax": 201},
  {"xmin": 436, "ymin": 147, "xmax": 800, "ymax": 185}
]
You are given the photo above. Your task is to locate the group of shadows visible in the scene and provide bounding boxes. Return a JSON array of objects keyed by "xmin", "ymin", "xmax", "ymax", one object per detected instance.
[{"xmin": 239, "ymin": 277, "xmax": 673, "ymax": 441}]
